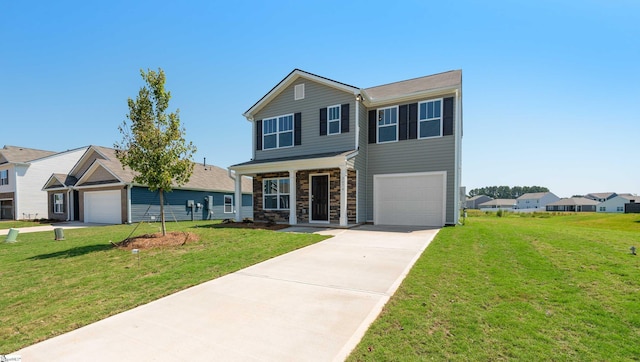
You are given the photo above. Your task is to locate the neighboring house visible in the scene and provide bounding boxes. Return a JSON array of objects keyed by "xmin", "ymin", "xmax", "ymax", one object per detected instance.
[
  {"xmin": 585, "ymin": 192, "xmax": 617, "ymax": 203},
  {"xmin": 465, "ymin": 195, "xmax": 493, "ymax": 209},
  {"xmin": 596, "ymin": 194, "xmax": 637, "ymax": 213},
  {"xmin": 43, "ymin": 146, "xmax": 252, "ymax": 224},
  {"xmin": 230, "ymin": 69, "xmax": 463, "ymax": 227},
  {"xmin": 625, "ymin": 199, "xmax": 640, "ymax": 213},
  {"xmin": 478, "ymin": 199, "xmax": 516, "ymax": 211},
  {"xmin": 0, "ymin": 145, "xmax": 87, "ymax": 220},
  {"xmin": 516, "ymin": 192, "xmax": 560, "ymax": 210},
  {"xmin": 546, "ymin": 197, "xmax": 599, "ymax": 212}
]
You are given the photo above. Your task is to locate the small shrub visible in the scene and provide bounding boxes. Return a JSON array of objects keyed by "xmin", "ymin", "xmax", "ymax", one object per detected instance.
[{"xmin": 497, "ymin": 209, "xmax": 503, "ymax": 217}]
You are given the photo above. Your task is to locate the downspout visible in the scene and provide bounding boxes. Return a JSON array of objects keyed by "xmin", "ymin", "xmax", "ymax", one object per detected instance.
[
  {"xmin": 66, "ymin": 189, "xmax": 71, "ymax": 221},
  {"xmin": 354, "ymin": 93, "xmax": 361, "ymax": 151},
  {"xmin": 454, "ymin": 88, "xmax": 462, "ymax": 225},
  {"xmin": 127, "ymin": 183, "xmax": 132, "ymax": 224}
]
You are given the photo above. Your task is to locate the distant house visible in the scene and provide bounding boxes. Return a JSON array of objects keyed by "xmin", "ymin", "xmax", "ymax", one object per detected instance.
[
  {"xmin": 625, "ymin": 198, "xmax": 640, "ymax": 213},
  {"xmin": 516, "ymin": 192, "xmax": 560, "ymax": 210},
  {"xmin": 585, "ymin": 192, "xmax": 617, "ymax": 203},
  {"xmin": 478, "ymin": 199, "xmax": 516, "ymax": 211},
  {"xmin": 465, "ymin": 195, "xmax": 493, "ymax": 209},
  {"xmin": 597, "ymin": 194, "xmax": 637, "ymax": 213},
  {"xmin": 43, "ymin": 145, "xmax": 253, "ymax": 224},
  {"xmin": 0, "ymin": 145, "xmax": 87, "ymax": 220},
  {"xmin": 546, "ymin": 197, "xmax": 599, "ymax": 212}
]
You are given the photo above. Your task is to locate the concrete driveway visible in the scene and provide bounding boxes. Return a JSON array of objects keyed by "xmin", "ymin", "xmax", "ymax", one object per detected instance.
[{"xmin": 14, "ymin": 225, "xmax": 439, "ymax": 361}]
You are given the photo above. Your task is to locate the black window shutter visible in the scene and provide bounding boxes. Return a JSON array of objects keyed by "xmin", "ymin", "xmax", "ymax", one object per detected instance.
[
  {"xmin": 368, "ymin": 110, "xmax": 377, "ymax": 144},
  {"xmin": 319, "ymin": 108, "xmax": 327, "ymax": 136},
  {"xmin": 398, "ymin": 104, "xmax": 408, "ymax": 141},
  {"xmin": 443, "ymin": 97, "xmax": 454, "ymax": 136},
  {"xmin": 341, "ymin": 103, "xmax": 350, "ymax": 133},
  {"xmin": 256, "ymin": 120, "xmax": 262, "ymax": 150},
  {"xmin": 294, "ymin": 112, "xmax": 302, "ymax": 145},
  {"xmin": 408, "ymin": 103, "xmax": 418, "ymax": 139}
]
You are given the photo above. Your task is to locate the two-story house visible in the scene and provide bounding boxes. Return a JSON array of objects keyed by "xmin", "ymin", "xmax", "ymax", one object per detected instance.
[
  {"xmin": 515, "ymin": 192, "xmax": 560, "ymax": 210},
  {"xmin": 229, "ymin": 69, "xmax": 462, "ymax": 227},
  {"xmin": 0, "ymin": 145, "xmax": 87, "ymax": 220}
]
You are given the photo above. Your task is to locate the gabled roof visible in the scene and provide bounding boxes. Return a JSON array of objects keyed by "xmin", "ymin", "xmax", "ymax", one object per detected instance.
[
  {"xmin": 467, "ymin": 195, "xmax": 492, "ymax": 201},
  {"xmin": 585, "ymin": 192, "xmax": 617, "ymax": 200},
  {"xmin": 71, "ymin": 146, "xmax": 252, "ymax": 193},
  {"xmin": 0, "ymin": 145, "xmax": 56, "ymax": 164},
  {"xmin": 517, "ymin": 192, "xmax": 553, "ymax": 200},
  {"xmin": 546, "ymin": 197, "xmax": 599, "ymax": 206},
  {"xmin": 244, "ymin": 69, "xmax": 360, "ymax": 119},
  {"xmin": 478, "ymin": 199, "xmax": 516, "ymax": 207},
  {"xmin": 42, "ymin": 173, "xmax": 79, "ymax": 190},
  {"xmin": 361, "ymin": 70, "xmax": 462, "ymax": 106}
]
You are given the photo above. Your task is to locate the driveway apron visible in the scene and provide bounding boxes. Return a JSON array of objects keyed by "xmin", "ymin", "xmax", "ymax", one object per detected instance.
[{"xmin": 15, "ymin": 225, "xmax": 439, "ymax": 361}]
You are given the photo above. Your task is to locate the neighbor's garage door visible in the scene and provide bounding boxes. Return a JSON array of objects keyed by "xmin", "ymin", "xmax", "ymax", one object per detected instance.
[
  {"xmin": 374, "ymin": 172, "xmax": 446, "ymax": 227},
  {"xmin": 84, "ymin": 190, "xmax": 121, "ymax": 224}
]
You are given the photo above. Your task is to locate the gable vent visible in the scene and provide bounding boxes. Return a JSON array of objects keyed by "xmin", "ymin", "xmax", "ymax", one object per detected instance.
[{"xmin": 294, "ymin": 83, "xmax": 305, "ymax": 100}]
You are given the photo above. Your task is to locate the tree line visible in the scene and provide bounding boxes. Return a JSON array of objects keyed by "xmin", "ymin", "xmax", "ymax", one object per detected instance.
[{"xmin": 468, "ymin": 186, "xmax": 549, "ymax": 199}]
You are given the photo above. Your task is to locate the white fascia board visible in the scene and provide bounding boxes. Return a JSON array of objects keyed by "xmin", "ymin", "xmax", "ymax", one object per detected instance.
[
  {"xmin": 243, "ymin": 70, "xmax": 360, "ymax": 119},
  {"xmin": 73, "ymin": 182, "xmax": 126, "ymax": 190},
  {"xmin": 362, "ymin": 86, "xmax": 460, "ymax": 108},
  {"xmin": 230, "ymin": 155, "xmax": 355, "ymax": 176},
  {"xmin": 75, "ymin": 160, "xmax": 124, "ymax": 186},
  {"xmin": 67, "ymin": 146, "xmax": 109, "ymax": 177}
]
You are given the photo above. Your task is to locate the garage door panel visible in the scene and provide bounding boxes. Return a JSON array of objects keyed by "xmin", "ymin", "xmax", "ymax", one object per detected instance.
[
  {"xmin": 374, "ymin": 172, "xmax": 445, "ymax": 227},
  {"xmin": 84, "ymin": 190, "xmax": 121, "ymax": 224}
]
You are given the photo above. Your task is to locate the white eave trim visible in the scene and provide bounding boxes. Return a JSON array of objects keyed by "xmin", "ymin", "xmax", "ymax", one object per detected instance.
[
  {"xmin": 362, "ymin": 86, "xmax": 461, "ymax": 107},
  {"xmin": 243, "ymin": 70, "xmax": 360, "ymax": 119},
  {"xmin": 230, "ymin": 152, "xmax": 357, "ymax": 175},
  {"xmin": 75, "ymin": 160, "xmax": 125, "ymax": 187}
]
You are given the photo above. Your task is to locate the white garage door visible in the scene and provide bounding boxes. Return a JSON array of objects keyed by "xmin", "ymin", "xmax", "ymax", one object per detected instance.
[
  {"xmin": 374, "ymin": 172, "xmax": 446, "ymax": 227},
  {"xmin": 84, "ymin": 190, "xmax": 122, "ymax": 224}
]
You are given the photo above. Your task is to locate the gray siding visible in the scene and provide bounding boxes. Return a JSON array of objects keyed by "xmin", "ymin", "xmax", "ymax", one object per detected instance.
[
  {"xmin": 254, "ymin": 79, "xmax": 357, "ymax": 160},
  {"xmin": 365, "ymin": 94, "xmax": 458, "ymax": 224},
  {"xmin": 354, "ymin": 101, "xmax": 369, "ymax": 223}
]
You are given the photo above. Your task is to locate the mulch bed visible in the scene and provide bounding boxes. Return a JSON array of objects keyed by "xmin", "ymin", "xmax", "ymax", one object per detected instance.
[
  {"xmin": 214, "ymin": 220, "xmax": 290, "ymax": 231},
  {"xmin": 114, "ymin": 231, "xmax": 199, "ymax": 250}
]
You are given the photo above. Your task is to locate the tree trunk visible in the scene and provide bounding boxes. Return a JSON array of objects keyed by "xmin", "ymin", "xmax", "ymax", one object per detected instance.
[{"xmin": 159, "ymin": 188, "xmax": 167, "ymax": 236}]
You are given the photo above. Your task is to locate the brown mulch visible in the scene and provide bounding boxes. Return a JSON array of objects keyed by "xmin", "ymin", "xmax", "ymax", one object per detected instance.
[
  {"xmin": 114, "ymin": 231, "xmax": 199, "ymax": 250},
  {"xmin": 213, "ymin": 220, "xmax": 290, "ymax": 231}
]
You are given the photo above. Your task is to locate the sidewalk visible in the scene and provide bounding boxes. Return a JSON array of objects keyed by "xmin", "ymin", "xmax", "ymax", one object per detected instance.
[
  {"xmin": 15, "ymin": 225, "xmax": 439, "ymax": 361},
  {"xmin": 0, "ymin": 221, "xmax": 94, "ymax": 236}
]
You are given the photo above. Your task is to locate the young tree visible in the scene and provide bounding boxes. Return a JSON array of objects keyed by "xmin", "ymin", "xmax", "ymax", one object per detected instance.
[{"xmin": 115, "ymin": 68, "xmax": 196, "ymax": 236}]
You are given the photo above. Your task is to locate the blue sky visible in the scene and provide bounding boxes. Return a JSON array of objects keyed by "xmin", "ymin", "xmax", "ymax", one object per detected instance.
[{"xmin": 1, "ymin": 1, "xmax": 638, "ymax": 198}]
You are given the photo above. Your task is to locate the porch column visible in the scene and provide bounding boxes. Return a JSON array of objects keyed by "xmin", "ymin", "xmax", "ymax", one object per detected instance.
[
  {"xmin": 340, "ymin": 166, "xmax": 348, "ymax": 227},
  {"xmin": 234, "ymin": 174, "xmax": 243, "ymax": 222},
  {"xmin": 289, "ymin": 169, "xmax": 297, "ymax": 225}
]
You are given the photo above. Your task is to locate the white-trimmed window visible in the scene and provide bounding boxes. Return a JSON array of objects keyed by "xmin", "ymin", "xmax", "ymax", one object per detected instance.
[
  {"xmin": 617, "ymin": 206, "xmax": 624, "ymax": 212},
  {"xmin": 263, "ymin": 178, "xmax": 290, "ymax": 210},
  {"xmin": 54, "ymin": 193, "xmax": 64, "ymax": 214},
  {"xmin": 599, "ymin": 206, "xmax": 606, "ymax": 212},
  {"xmin": 377, "ymin": 106, "xmax": 398, "ymax": 143},
  {"xmin": 224, "ymin": 195, "xmax": 233, "ymax": 213},
  {"xmin": 0, "ymin": 170, "xmax": 8, "ymax": 186},
  {"xmin": 263, "ymin": 114, "xmax": 294, "ymax": 150},
  {"xmin": 418, "ymin": 99, "xmax": 443, "ymax": 139},
  {"xmin": 294, "ymin": 84, "xmax": 305, "ymax": 100},
  {"xmin": 328, "ymin": 105, "xmax": 341, "ymax": 135}
]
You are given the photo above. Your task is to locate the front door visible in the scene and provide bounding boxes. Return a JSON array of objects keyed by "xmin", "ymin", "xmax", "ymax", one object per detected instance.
[{"xmin": 311, "ymin": 175, "xmax": 329, "ymax": 222}]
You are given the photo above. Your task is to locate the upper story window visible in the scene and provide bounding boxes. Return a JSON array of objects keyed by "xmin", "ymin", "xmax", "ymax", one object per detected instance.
[
  {"xmin": 263, "ymin": 178, "xmax": 290, "ymax": 210},
  {"xmin": 418, "ymin": 99, "xmax": 442, "ymax": 139},
  {"xmin": 0, "ymin": 170, "xmax": 8, "ymax": 186},
  {"xmin": 54, "ymin": 193, "xmax": 64, "ymax": 213},
  {"xmin": 377, "ymin": 106, "xmax": 398, "ymax": 143},
  {"xmin": 328, "ymin": 105, "xmax": 341, "ymax": 135},
  {"xmin": 263, "ymin": 114, "xmax": 294, "ymax": 150}
]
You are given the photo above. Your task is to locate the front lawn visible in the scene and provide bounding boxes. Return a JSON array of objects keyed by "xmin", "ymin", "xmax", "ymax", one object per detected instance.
[
  {"xmin": 0, "ymin": 221, "xmax": 328, "ymax": 353},
  {"xmin": 348, "ymin": 212, "xmax": 640, "ymax": 361}
]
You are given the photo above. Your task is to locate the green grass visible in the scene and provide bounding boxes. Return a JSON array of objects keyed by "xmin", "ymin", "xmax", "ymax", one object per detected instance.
[
  {"xmin": 0, "ymin": 220, "xmax": 52, "ymax": 230},
  {"xmin": 0, "ymin": 221, "xmax": 328, "ymax": 353},
  {"xmin": 348, "ymin": 212, "xmax": 640, "ymax": 361}
]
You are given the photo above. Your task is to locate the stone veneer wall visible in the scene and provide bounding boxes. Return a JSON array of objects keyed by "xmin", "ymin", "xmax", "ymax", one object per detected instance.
[
  {"xmin": 254, "ymin": 169, "xmax": 357, "ymax": 225},
  {"xmin": 252, "ymin": 172, "xmax": 290, "ymax": 223}
]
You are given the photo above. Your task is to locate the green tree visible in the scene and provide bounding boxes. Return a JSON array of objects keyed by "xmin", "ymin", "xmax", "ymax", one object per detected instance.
[{"xmin": 115, "ymin": 68, "xmax": 196, "ymax": 236}]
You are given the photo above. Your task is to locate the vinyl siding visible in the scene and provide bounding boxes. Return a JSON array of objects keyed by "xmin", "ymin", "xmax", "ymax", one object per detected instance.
[
  {"xmin": 354, "ymin": 100, "xmax": 369, "ymax": 223},
  {"xmin": 254, "ymin": 79, "xmax": 356, "ymax": 160},
  {"xmin": 14, "ymin": 148, "xmax": 87, "ymax": 220},
  {"xmin": 130, "ymin": 187, "xmax": 252, "ymax": 222}
]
